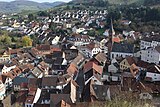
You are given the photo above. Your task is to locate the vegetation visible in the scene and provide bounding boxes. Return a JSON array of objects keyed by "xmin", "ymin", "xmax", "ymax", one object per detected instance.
[
  {"xmin": 21, "ymin": 36, "xmax": 32, "ymax": 47},
  {"xmin": 0, "ymin": 1, "xmax": 64, "ymax": 13}
]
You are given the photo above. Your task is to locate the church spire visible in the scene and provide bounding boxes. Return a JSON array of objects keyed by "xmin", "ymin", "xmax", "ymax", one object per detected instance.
[{"xmin": 110, "ymin": 19, "xmax": 115, "ymax": 36}]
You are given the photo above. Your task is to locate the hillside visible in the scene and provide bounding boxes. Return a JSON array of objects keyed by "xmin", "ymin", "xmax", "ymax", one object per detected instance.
[
  {"xmin": 0, "ymin": 0, "xmax": 65, "ymax": 13},
  {"xmin": 70, "ymin": 0, "xmax": 160, "ymax": 6}
]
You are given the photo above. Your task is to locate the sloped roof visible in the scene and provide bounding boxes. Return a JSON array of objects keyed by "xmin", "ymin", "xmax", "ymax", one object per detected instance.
[
  {"xmin": 67, "ymin": 63, "xmax": 78, "ymax": 75},
  {"xmin": 83, "ymin": 61, "xmax": 103, "ymax": 74},
  {"xmin": 41, "ymin": 76, "xmax": 58, "ymax": 87},
  {"xmin": 50, "ymin": 94, "xmax": 72, "ymax": 107},
  {"xmin": 112, "ymin": 42, "xmax": 134, "ymax": 53},
  {"xmin": 155, "ymin": 46, "xmax": 160, "ymax": 53},
  {"xmin": 94, "ymin": 52, "xmax": 107, "ymax": 64},
  {"xmin": 125, "ymin": 56, "xmax": 136, "ymax": 65}
]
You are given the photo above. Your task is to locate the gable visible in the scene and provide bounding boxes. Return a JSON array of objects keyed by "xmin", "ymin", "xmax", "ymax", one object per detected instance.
[{"xmin": 120, "ymin": 59, "xmax": 130, "ymax": 67}]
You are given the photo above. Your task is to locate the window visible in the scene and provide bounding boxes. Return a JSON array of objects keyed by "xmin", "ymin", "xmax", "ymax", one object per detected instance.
[{"xmin": 112, "ymin": 54, "xmax": 114, "ymax": 58}]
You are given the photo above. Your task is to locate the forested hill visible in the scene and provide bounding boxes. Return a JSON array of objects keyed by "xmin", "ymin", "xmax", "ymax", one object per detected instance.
[
  {"xmin": 69, "ymin": 0, "xmax": 160, "ymax": 7},
  {"xmin": 0, "ymin": 0, "xmax": 64, "ymax": 13}
]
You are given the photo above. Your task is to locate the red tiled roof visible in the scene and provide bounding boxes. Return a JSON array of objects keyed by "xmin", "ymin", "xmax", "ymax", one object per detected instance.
[
  {"xmin": 83, "ymin": 61, "xmax": 103, "ymax": 74},
  {"xmin": 67, "ymin": 63, "xmax": 78, "ymax": 75},
  {"xmin": 112, "ymin": 37, "xmax": 120, "ymax": 43}
]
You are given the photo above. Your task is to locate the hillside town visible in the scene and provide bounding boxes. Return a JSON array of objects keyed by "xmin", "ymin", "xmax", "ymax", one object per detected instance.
[{"xmin": 0, "ymin": 5, "xmax": 159, "ymax": 107}]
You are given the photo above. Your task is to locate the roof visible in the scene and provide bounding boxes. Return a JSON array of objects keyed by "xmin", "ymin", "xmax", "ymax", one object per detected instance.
[
  {"xmin": 142, "ymin": 35, "xmax": 160, "ymax": 42},
  {"xmin": 54, "ymin": 58, "xmax": 64, "ymax": 65},
  {"xmin": 25, "ymin": 96, "xmax": 35, "ymax": 104},
  {"xmin": 83, "ymin": 61, "xmax": 103, "ymax": 74},
  {"xmin": 34, "ymin": 104, "xmax": 49, "ymax": 107},
  {"xmin": 125, "ymin": 56, "xmax": 136, "ymax": 65},
  {"xmin": 137, "ymin": 60, "xmax": 150, "ymax": 69},
  {"xmin": 94, "ymin": 52, "xmax": 107, "ymax": 64},
  {"xmin": 71, "ymin": 53, "xmax": 85, "ymax": 68},
  {"xmin": 86, "ymin": 42, "xmax": 99, "ymax": 51},
  {"xmin": 28, "ymin": 78, "xmax": 39, "ymax": 88},
  {"xmin": 90, "ymin": 84, "xmax": 109, "ymax": 101},
  {"xmin": 50, "ymin": 94, "xmax": 72, "ymax": 107},
  {"xmin": 155, "ymin": 46, "xmax": 160, "ymax": 53},
  {"xmin": 52, "ymin": 51, "xmax": 63, "ymax": 58},
  {"xmin": 147, "ymin": 65, "xmax": 160, "ymax": 74},
  {"xmin": 67, "ymin": 63, "xmax": 78, "ymax": 75},
  {"xmin": 112, "ymin": 37, "xmax": 121, "ymax": 43},
  {"xmin": 32, "ymin": 67, "xmax": 43, "ymax": 78},
  {"xmin": 13, "ymin": 77, "xmax": 28, "ymax": 85},
  {"xmin": 41, "ymin": 76, "xmax": 58, "ymax": 87},
  {"xmin": 112, "ymin": 42, "xmax": 134, "ymax": 53},
  {"xmin": 36, "ymin": 44, "xmax": 51, "ymax": 51}
]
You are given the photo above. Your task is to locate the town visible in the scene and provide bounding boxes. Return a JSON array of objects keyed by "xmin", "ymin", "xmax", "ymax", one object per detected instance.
[{"xmin": 0, "ymin": 0, "xmax": 159, "ymax": 107}]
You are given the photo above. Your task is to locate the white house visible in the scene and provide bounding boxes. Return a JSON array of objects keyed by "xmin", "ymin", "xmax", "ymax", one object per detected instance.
[
  {"xmin": 146, "ymin": 65, "xmax": 160, "ymax": 82},
  {"xmin": 108, "ymin": 63, "xmax": 119, "ymax": 73},
  {"xmin": 141, "ymin": 46, "xmax": 160, "ymax": 64},
  {"xmin": 51, "ymin": 36, "xmax": 60, "ymax": 45},
  {"xmin": 140, "ymin": 36, "xmax": 160, "ymax": 50},
  {"xmin": 85, "ymin": 43, "xmax": 102, "ymax": 58},
  {"xmin": 0, "ymin": 64, "xmax": 16, "ymax": 75},
  {"xmin": 68, "ymin": 35, "xmax": 91, "ymax": 46},
  {"xmin": 0, "ymin": 80, "xmax": 6, "ymax": 100},
  {"xmin": 72, "ymin": 26, "xmax": 86, "ymax": 34}
]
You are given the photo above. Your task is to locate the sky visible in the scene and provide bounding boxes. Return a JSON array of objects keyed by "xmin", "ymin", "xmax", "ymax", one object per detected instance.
[{"xmin": 0, "ymin": 0, "xmax": 72, "ymax": 3}]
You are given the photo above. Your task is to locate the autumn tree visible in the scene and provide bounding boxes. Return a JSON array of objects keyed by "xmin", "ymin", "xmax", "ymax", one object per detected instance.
[{"xmin": 21, "ymin": 36, "xmax": 32, "ymax": 47}]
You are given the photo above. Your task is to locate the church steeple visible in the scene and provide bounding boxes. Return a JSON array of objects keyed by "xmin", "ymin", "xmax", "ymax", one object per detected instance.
[
  {"xmin": 109, "ymin": 19, "xmax": 115, "ymax": 45},
  {"xmin": 110, "ymin": 19, "xmax": 115, "ymax": 36}
]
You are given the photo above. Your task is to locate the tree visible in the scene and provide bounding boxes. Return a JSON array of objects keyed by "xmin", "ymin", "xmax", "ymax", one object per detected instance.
[
  {"xmin": 21, "ymin": 36, "xmax": 32, "ymax": 47},
  {"xmin": 4, "ymin": 36, "xmax": 11, "ymax": 45},
  {"xmin": 28, "ymin": 13, "xmax": 36, "ymax": 21}
]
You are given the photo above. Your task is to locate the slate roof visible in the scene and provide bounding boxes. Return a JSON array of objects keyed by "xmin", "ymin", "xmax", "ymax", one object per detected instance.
[
  {"xmin": 13, "ymin": 77, "xmax": 28, "ymax": 85},
  {"xmin": 52, "ymin": 51, "xmax": 63, "ymax": 58},
  {"xmin": 112, "ymin": 42, "xmax": 134, "ymax": 53}
]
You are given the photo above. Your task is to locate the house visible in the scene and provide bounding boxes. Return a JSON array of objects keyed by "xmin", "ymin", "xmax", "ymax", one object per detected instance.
[
  {"xmin": 36, "ymin": 44, "xmax": 51, "ymax": 55},
  {"xmin": 141, "ymin": 46, "xmax": 160, "ymax": 64},
  {"xmin": 83, "ymin": 61, "xmax": 103, "ymax": 81},
  {"xmin": 85, "ymin": 42, "xmax": 102, "ymax": 58},
  {"xmin": 108, "ymin": 62, "xmax": 119, "ymax": 73},
  {"xmin": 0, "ymin": 76, "xmax": 6, "ymax": 100},
  {"xmin": 52, "ymin": 58, "xmax": 67, "ymax": 75},
  {"xmin": 41, "ymin": 76, "xmax": 66, "ymax": 91},
  {"xmin": 0, "ymin": 64, "xmax": 16, "ymax": 74},
  {"xmin": 93, "ymin": 52, "xmax": 108, "ymax": 67},
  {"xmin": 90, "ymin": 84, "xmax": 110, "ymax": 101},
  {"xmin": 68, "ymin": 34, "xmax": 91, "ymax": 46},
  {"xmin": 0, "ymin": 50, "xmax": 10, "ymax": 63},
  {"xmin": 145, "ymin": 65, "xmax": 160, "ymax": 82},
  {"xmin": 120, "ymin": 56, "xmax": 136, "ymax": 71},
  {"xmin": 50, "ymin": 94, "xmax": 72, "ymax": 107},
  {"xmin": 13, "ymin": 77, "xmax": 28, "ymax": 91},
  {"xmin": 70, "ymin": 80, "xmax": 79, "ymax": 103},
  {"xmin": 51, "ymin": 36, "xmax": 60, "ymax": 45},
  {"xmin": 64, "ymin": 49, "xmax": 78, "ymax": 62},
  {"xmin": 111, "ymin": 42, "xmax": 134, "ymax": 60},
  {"xmin": 72, "ymin": 26, "xmax": 85, "ymax": 34},
  {"xmin": 30, "ymin": 67, "xmax": 44, "ymax": 78},
  {"xmin": 25, "ymin": 88, "xmax": 41, "ymax": 107},
  {"xmin": 99, "ymin": 39, "xmax": 108, "ymax": 54},
  {"xmin": 3, "ymin": 66, "xmax": 22, "ymax": 87},
  {"xmin": 140, "ymin": 35, "xmax": 160, "ymax": 50}
]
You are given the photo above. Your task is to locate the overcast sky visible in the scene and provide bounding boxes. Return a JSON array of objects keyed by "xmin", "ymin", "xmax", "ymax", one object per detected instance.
[{"xmin": 0, "ymin": 0, "xmax": 72, "ymax": 3}]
